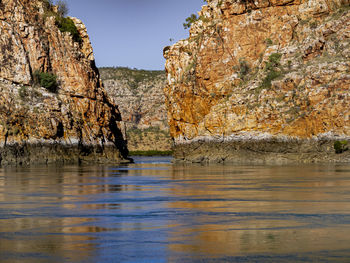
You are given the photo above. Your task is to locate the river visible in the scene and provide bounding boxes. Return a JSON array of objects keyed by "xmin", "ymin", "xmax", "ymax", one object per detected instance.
[{"xmin": 1, "ymin": 156, "xmax": 350, "ymax": 262}]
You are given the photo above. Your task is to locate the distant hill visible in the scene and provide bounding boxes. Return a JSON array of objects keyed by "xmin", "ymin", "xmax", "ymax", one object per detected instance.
[{"xmin": 100, "ymin": 67, "xmax": 172, "ymax": 153}]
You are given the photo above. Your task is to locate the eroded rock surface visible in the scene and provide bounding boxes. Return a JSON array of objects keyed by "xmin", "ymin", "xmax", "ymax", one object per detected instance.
[
  {"xmin": 164, "ymin": 0, "xmax": 350, "ymax": 163},
  {"xmin": 0, "ymin": 0, "xmax": 128, "ymax": 165}
]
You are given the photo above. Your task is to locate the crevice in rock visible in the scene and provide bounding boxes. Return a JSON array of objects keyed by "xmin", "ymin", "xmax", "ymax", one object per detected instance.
[{"xmin": 56, "ymin": 121, "xmax": 64, "ymax": 138}]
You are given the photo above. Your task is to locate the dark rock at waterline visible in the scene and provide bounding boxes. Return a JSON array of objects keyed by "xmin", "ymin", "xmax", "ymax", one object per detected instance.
[
  {"xmin": 0, "ymin": 142, "xmax": 132, "ymax": 166},
  {"xmin": 173, "ymin": 139, "xmax": 350, "ymax": 164}
]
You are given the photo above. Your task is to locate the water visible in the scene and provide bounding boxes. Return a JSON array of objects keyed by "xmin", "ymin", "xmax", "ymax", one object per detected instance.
[{"xmin": 1, "ymin": 157, "xmax": 350, "ymax": 262}]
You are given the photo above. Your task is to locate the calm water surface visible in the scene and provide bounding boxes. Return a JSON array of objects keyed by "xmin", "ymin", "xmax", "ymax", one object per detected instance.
[{"xmin": 1, "ymin": 156, "xmax": 350, "ymax": 262}]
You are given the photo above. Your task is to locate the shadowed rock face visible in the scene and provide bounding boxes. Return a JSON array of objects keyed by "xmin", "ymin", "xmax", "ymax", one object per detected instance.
[
  {"xmin": 0, "ymin": 0, "xmax": 129, "ymax": 165},
  {"xmin": 164, "ymin": 0, "xmax": 350, "ymax": 163}
]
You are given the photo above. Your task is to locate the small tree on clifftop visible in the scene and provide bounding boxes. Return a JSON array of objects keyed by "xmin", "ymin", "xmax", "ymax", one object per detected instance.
[
  {"xmin": 183, "ymin": 14, "xmax": 198, "ymax": 29},
  {"xmin": 56, "ymin": 0, "xmax": 68, "ymax": 17}
]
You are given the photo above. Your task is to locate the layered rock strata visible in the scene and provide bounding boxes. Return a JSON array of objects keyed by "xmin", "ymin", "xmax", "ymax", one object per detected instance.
[
  {"xmin": 100, "ymin": 68, "xmax": 172, "ymax": 152},
  {"xmin": 164, "ymin": 0, "xmax": 350, "ymax": 163},
  {"xmin": 0, "ymin": 0, "xmax": 128, "ymax": 165}
]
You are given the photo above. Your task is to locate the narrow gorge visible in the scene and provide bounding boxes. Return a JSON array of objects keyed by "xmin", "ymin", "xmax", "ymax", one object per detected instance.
[
  {"xmin": 0, "ymin": 0, "xmax": 128, "ymax": 165},
  {"xmin": 2, "ymin": 0, "xmax": 350, "ymax": 166},
  {"xmin": 99, "ymin": 67, "xmax": 172, "ymax": 154},
  {"xmin": 164, "ymin": 0, "xmax": 350, "ymax": 163}
]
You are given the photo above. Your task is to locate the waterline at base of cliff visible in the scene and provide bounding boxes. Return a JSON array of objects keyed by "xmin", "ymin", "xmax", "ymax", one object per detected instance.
[
  {"xmin": 0, "ymin": 141, "xmax": 132, "ymax": 166},
  {"xmin": 173, "ymin": 137, "xmax": 350, "ymax": 164}
]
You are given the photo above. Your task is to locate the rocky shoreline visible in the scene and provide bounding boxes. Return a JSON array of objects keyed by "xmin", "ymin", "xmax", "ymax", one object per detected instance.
[
  {"xmin": 0, "ymin": 141, "xmax": 131, "ymax": 166},
  {"xmin": 173, "ymin": 137, "xmax": 350, "ymax": 164}
]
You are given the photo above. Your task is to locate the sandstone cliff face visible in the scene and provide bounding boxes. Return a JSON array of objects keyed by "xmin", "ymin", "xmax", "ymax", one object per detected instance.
[
  {"xmin": 164, "ymin": 0, "xmax": 350, "ymax": 163},
  {"xmin": 100, "ymin": 68, "xmax": 172, "ymax": 152},
  {"xmin": 0, "ymin": 0, "xmax": 128, "ymax": 165}
]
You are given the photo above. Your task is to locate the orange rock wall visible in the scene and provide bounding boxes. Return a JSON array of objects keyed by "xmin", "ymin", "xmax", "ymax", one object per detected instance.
[
  {"xmin": 0, "ymin": 0, "xmax": 128, "ymax": 164},
  {"xmin": 165, "ymin": 0, "xmax": 350, "ymax": 143}
]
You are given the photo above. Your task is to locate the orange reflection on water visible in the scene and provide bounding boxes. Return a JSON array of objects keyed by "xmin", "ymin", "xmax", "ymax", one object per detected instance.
[
  {"xmin": 167, "ymin": 164, "xmax": 350, "ymax": 258},
  {"xmin": 0, "ymin": 166, "xmax": 119, "ymax": 263}
]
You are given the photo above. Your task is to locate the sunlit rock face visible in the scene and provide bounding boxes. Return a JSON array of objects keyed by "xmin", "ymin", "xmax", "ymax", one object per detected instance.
[
  {"xmin": 0, "ymin": 0, "xmax": 128, "ymax": 165},
  {"xmin": 164, "ymin": 0, "xmax": 350, "ymax": 163}
]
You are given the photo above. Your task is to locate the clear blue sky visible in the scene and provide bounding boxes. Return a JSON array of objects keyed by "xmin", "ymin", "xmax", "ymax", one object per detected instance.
[{"xmin": 66, "ymin": 0, "xmax": 205, "ymax": 70}]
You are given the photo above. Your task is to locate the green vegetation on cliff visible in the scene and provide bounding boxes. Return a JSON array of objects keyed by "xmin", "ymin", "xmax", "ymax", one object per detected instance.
[
  {"xmin": 126, "ymin": 127, "xmax": 172, "ymax": 153},
  {"xmin": 56, "ymin": 16, "xmax": 82, "ymax": 43},
  {"xmin": 33, "ymin": 70, "xmax": 58, "ymax": 92},
  {"xmin": 334, "ymin": 140, "xmax": 348, "ymax": 154},
  {"xmin": 42, "ymin": 0, "xmax": 82, "ymax": 43},
  {"xmin": 260, "ymin": 53, "xmax": 283, "ymax": 89},
  {"xmin": 100, "ymin": 67, "xmax": 165, "ymax": 89}
]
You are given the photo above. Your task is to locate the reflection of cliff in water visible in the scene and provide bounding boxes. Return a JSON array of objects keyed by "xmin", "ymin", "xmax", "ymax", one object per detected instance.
[
  {"xmin": 2, "ymin": 163, "xmax": 350, "ymax": 262},
  {"xmin": 0, "ymin": 166, "xmax": 123, "ymax": 263},
  {"xmin": 167, "ymin": 165, "xmax": 350, "ymax": 259}
]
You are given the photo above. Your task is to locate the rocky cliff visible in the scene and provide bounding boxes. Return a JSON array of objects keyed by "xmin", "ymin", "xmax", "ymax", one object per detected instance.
[
  {"xmin": 100, "ymin": 67, "xmax": 172, "ymax": 152},
  {"xmin": 164, "ymin": 0, "xmax": 350, "ymax": 163},
  {"xmin": 0, "ymin": 0, "xmax": 128, "ymax": 165}
]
